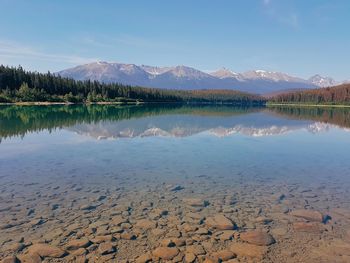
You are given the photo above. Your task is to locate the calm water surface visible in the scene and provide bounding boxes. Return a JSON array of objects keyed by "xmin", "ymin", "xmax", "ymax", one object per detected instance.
[{"xmin": 1, "ymin": 105, "xmax": 350, "ymax": 262}]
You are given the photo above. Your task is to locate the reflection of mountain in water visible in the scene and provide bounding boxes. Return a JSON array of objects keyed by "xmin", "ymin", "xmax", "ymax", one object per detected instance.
[
  {"xmin": 0, "ymin": 105, "xmax": 350, "ymax": 141},
  {"xmin": 69, "ymin": 112, "xmax": 342, "ymax": 139}
]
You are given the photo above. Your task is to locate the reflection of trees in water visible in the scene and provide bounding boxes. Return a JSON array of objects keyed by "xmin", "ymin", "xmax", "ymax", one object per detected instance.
[
  {"xmin": 0, "ymin": 105, "xmax": 260, "ymax": 140},
  {"xmin": 267, "ymin": 106, "xmax": 350, "ymax": 129}
]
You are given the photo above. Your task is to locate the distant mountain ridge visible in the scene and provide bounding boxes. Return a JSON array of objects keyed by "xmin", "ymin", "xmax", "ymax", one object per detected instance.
[{"xmin": 57, "ymin": 61, "xmax": 345, "ymax": 94}]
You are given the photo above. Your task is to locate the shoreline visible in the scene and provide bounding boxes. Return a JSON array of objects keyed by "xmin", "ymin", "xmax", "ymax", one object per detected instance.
[
  {"xmin": 0, "ymin": 101, "xmax": 142, "ymax": 106},
  {"xmin": 0, "ymin": 101, "xmax": 265, "ymax": 106},
  {"xmin": 1, "ymin": 101, "xmax": 350, "ymax": 108},
  {"xmin": 267, "ymin": 103, "xmax": 350, "ymax": 108}
]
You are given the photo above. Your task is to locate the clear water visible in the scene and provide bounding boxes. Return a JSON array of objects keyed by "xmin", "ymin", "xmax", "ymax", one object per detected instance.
[
  {"xmin": 1, "ymin": 105, "xmax": 350, "ymax": 262},
  {"xmin": 1, "ymin": 105, "xmax": 349, "ymax": 186}
]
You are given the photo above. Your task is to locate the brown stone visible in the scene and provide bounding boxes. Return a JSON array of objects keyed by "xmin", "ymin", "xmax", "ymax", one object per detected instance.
[
  {"xmin": 173, "ymin": 238, "xmax": 186, "ymax": 247},
  {"xmin": 290, "ymin": 209, "xmax": 324, "ymax": 222},
  {"xmin": 219, "ymin": 230, "xmax": 235, "ymax": 241},
  {"xmin": 91, "ymin": 235, "xmax": 114, "ymax": 244},
  {"xmin": 211, "ymin": 250, "xmax": 236, "ymax": 261},
  {"xmin": 240, "ymin": 231, "xmax": 275, "ymax": 246},
  {"xmin": 196, "ymin": 227, "xmax": 209, "ymax": 235},
  {"xmin": 74, "ymin": 255, "xmax": 87, "ymax": 263},
  {"xmin": 120, "ymin": 232, "xmax": 136, "ymax": 240},
  {"xmin": 135, "ymin": 219, "xmax": 157, "ymax": 230},
  {"xmin": 71, "ymin": 248, "xmax": 87, "ymax": 256},
  {"xmin": 206, "ymin": 215, "xmax": 235, "ymax": 230},
  {"xmin": 1, "ymin": 256, "xmax": 19, "ymax": 263},
  {"xmin": 17, "ymin": 253, "xmax": 42, "ymax": 263},
  {"xmin": 229, "ymin": 243, "xmax": 267, "ymax": 259},
  {"xmin": 135, "ymin": 252, "xmax": 152, "ymax": 263},
  {"xmin": 160, "ymin": 238, "xmax": 174, "ymax": 247},
  {"xmin": 183, "ymin": 198, "xmax": 208, "ymax": 207},
  {"xmin": 203, "ymin": 258, "xmax": 218, "ymax": 263},
  {"xmin": 293, "ymin": 222, "xmax": 322, "ymax": 233},
  {"xmin": 152, "ymin": 247, "xmax": 179, "ymax": 260},
  {"xmin": 111, "ymin": 216, "xmax": 128, "ymax": 226},
  {"xmin": 186, "ymin": 244, "xmax": 206, "ymax": 255},
  {"xmin": 28, "ymin": 243, "xmax": 66, "ymax": 258},
  {"xmin": 98, "ymin": 242, "xmax": 116, "ymax": 255},
  {"xmin": 151, "ymin": 228, "xmax": 165, "ymax": 236},
  {"xmin": 65, "ymin": 238, "xmax": 91, "ymax": 250},
  {"xmin": 185, "ymin": 252, "xmax": 196, "ymax": 263},
  {"xmin": 6, "ymin": 242, "xmax": 25, "ymax": 253}
]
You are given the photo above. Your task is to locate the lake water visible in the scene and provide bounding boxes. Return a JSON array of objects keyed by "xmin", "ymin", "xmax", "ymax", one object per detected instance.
[{"xmin": 1, "ymin": 105, "xmax": 350, "ymax": 262}]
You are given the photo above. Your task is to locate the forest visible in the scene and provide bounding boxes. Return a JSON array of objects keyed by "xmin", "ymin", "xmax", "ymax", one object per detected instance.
[
  {"xmin": 270, "ymin": 83, "xmax": 350, "ymax": 105},
  {"xmin": 0, "ymin": 65, "xmax": 265, "ymax": 105}
]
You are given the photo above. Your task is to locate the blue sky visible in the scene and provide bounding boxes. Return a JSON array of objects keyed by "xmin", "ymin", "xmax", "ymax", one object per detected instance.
[{"xmin": 0, "ymin": 0, "xmax": 349, "ymax": 79}]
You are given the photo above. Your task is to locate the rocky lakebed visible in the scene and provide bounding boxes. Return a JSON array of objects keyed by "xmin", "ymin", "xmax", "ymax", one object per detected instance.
[{"xmin": 1, "ymin": 173, "xmax": 350, "ymax": 263}]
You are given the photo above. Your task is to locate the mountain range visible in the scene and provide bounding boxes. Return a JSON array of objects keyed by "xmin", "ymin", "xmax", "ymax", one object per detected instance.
[{"xmin": 57, "ymin": 61, "xmax": 345, "ymax": 94}]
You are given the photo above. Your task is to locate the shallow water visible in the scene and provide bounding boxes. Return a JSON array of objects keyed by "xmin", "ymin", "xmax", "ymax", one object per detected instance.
[{"xmin": 1, "ymin": 105, "xmax": 350, "ymax": 262}]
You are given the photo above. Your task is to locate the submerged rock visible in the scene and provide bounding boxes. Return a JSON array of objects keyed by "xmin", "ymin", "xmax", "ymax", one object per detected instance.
[
  {"xmin": 230, "ymin": 242, "xmax": 268, "ymax": 259},
  {"xmin": 240, "ymin": 231, "xmax": 275, "ymax": 246},
  {"xmin": 98, "ymin": 242, "xmax": 116, "ymax": 255},
  {"xmin": 183, "ymin": 198, "xmax": 209, "ymax": 207},
  {"xmin": 1, "ymin": 256, "xmax": 19, "ymax": 263},
  {"xmin": 290, "ymin": 209, "xmax": 324, "ymax": 222},
  {"xmin": 17, "ymin": 253, "xmax": 42, "ymax": 263},
  {"xmin": 211, "ymin": 250, "xmax": 236, "ymax": 261},
  {"xmin": 135, "ymin": 252, "xmax": 152, "ymax": 263},
  {"xmin": 186, "ymin": 245, "xmax": 206, "ymax": 256},
  {"xmin": 65, "ymin": 238, "xmax": 91, "ymax": 250},
  {"xmin": 28, "ymin": 243, "xmax": 66, "ymax": 258},
  {"xmin": 293, "ymin": 222, "xmax": 323, "ymax": 233},
  {"xmin": 206, "ymin": 215, "xmax": 235, "ymax": 230},
  {"xmin": 153, "ymin": 247, "xmax": 179, "ymax": 260},
  {"xmin": 184, "ymin": 252, "xmax": 196, "ymax": 263},
  {"xmin": 135, "ymin": 219, "xmax": 157, "ymax": 230}
]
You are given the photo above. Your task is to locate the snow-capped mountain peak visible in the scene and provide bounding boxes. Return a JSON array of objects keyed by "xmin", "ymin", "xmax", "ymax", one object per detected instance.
[
  {"xmin": 210, "ymin": 68, "xmax": 242, "ymax": 80},
  {"xmin": 308, "ymin": 74, "xmax": 338, "ymax": 88}
]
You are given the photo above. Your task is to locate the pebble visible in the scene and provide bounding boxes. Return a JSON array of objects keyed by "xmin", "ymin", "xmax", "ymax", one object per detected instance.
[
  {"xmin": 240, "ymin": 231, "xmax": 275, "ymax": 246},
  {"xmin": 1, "ymin": 256, "xmax": 19, "ymax": 263},
  {"xmin": 211, "ymin": 250, "xmax": 236, "ymax": 261},
  {"xmin": 65, "ymin": 238, "xmax": 91, "ymax": 250},
  {"xmin": 17, "ymin": 253, "xmax": 42, "ymax": 263},
  {"xmin": 185, "ymin": 252, "xmax": 196, "ymax": 263},
  {"xmin": 186, "ymin": 244, "xmax": 206, "ymax": 255},
  {"xmin": 230, "ymin": 242, "xmax": 267, "ymax": 259},
  {"xmin": 28, "ymin": 243, "xmax": 66, "ymax": 258},
  {"xmin": 98, "ymin": 242, "xmax": 116, "ymax": 255},
  {"xmin": 152, "ymin": 247, "xmax": 179, "ymax": 260},
  {"xmin": 183, "ymin": 198, "xmax": 209, "ymax": 207},
  {"xmin": 135, "ymin": 252, "xmax": 152, "ymax": 263},
  {"xmin": 135, "ymin": 219, "xmax": 157, "ymax": 230},
  {"xmin": 290, "ymin": 209, "xmax": 324, "ymax": 222},
  {"xmin": 206, "ymin": 215, "xmax": 235, "ymax": 230}
]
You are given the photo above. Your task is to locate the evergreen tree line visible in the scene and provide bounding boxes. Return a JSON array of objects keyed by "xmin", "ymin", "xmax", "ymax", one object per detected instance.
[
  {"xmin": 270, "ymin": 83, "xmax": 350, "ymax": 105},
  {"xmin": 0, "ymin": 65, "xmax": 265, "ymax": 105}
]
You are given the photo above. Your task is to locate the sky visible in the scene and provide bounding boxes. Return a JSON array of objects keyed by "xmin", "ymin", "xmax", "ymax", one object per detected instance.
[{"xmin": 0, "ymin": 0, "xmax": 349, "ymax": 80}]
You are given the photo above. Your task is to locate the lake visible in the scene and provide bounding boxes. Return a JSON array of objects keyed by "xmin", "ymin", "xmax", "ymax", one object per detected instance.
[{"xmin": 1, "ymin": 105, "xmax": 350, "ymax": 262}]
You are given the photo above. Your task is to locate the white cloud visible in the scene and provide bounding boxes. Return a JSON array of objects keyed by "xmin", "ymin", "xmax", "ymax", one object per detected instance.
[{"xmin": 0, "ymin": 39, "xmax": 98, "ymax": 65}]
